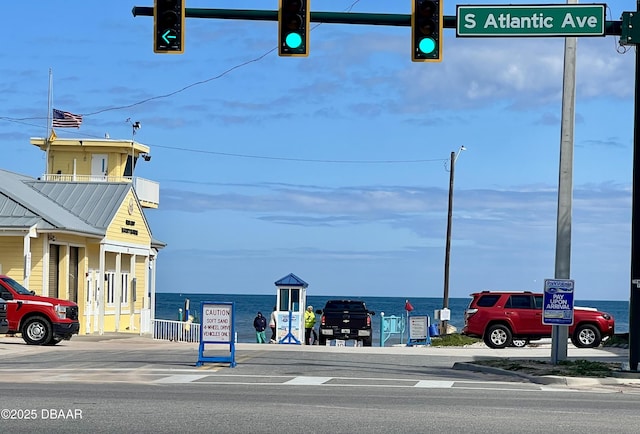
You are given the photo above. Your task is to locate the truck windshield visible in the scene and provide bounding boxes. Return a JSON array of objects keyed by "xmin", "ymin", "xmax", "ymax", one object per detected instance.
[
  {"xmin": 326, "ymin": 301, "xmax": 366, "ymax": 311},
  {"xmin": 0, "ymin": 277, "xmax": 34, "ymax": 295}
]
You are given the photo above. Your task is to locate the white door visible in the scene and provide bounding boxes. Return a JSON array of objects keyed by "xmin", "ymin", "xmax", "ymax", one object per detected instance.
[
  {"xmin": 91, "ymin": 154, "xmax": 108, "ymax": 181},
  {"xmin": 94, "ymin": 273, "xmax": 101, "ymax": 333},
  {"xmin": 86, "ymin": 271, "xmax": 99, "ymax": 334}
]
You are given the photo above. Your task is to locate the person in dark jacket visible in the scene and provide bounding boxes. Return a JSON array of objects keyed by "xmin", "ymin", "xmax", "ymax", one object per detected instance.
[{"xmin": 253, "ymin": 312, "xmax": 267, "ymax": 343}]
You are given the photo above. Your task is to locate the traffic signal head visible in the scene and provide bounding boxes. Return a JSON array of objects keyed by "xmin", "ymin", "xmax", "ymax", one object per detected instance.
[
  {"xmin": 412, "ymin": 0, "xmax": 442, "ymax": 62},
  {"xmin": 278, "ymin": 0, "xmax": 310, "ymax": 57},
  {"xmin": 154, "ymin": 0, "xmax": 185, "ymax": 54}
]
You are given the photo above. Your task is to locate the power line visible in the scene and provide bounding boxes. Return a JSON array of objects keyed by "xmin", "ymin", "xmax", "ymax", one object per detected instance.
[
  {"xmin": 151, "ymin": 143, "xmax": 448, "ymax": 164},
  {"xmin": 1, "ymin": 0, "xmax": 450, "ymax": 166},
  {"xmin": 2, "ymin": 1, "xmax": 364, "ymax": 123},
  {"xmin": 0, "ymin": 116, "xmax": 449, "ymax": 165}
]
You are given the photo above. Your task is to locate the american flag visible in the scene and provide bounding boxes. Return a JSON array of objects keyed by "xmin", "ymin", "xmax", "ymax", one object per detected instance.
[{"xmin": 52, "ymin": 109, "xmax": 82, "ymax": 128}]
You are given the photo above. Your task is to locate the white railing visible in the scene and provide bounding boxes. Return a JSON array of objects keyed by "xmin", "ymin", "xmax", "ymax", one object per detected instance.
[
  {"xmin": 41, "ymin": 173, "xmax": 132, "ymax": 183},
  {"xmin": 153, "ymin": 319, "xmax": 200, "ymax": 343},
  {"xmin": 40, "ymin": 174, "xmax": 159, "ymax": 207}
]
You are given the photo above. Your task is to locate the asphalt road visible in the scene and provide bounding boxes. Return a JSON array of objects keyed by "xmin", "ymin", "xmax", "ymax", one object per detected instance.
[
  {"xmin": 2, "ymin": 380, "xmax": 640, "ymax": 433},
  {"xmin": 1, "ymin": 335, "xmax": 639, "ymax": 433}
]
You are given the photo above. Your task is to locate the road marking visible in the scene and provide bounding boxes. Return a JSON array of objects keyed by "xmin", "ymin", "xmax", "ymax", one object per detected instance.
[
  {"xmin": 153, "ymin": 374, "xmax": 209, "ymax": 384},
  {"xmin": 415, "ymin": 380, "xmax": 455, "ymax": 388},
  {"xmin": 284, "ymin": 376, "xmax": 332, "ymax": 385},
  {"xmin": 1, "ymin": 368, "xmax": 631, "ymax": 394},
  {"xmin": 196, "ymin": 365, "xmax": 222, "ymax": 371}
]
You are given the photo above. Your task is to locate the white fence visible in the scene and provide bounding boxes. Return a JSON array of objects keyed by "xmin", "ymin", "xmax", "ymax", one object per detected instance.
[{"xmin": 153, "ymin": 319, "xmax": 200, "ymax": 342}]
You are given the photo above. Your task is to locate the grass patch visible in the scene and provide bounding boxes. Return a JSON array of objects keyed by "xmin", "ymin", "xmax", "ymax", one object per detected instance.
[
  {"xmin": 430, "ymin": 333, "xmax": 480, "ymax": 347},
  {"xmin": 472, "ymin": 358, "xmax": 619, "ymax": 377},
  {"xmin": 603, "ymin": 333, "xmax": 628, "ymax": 347}
]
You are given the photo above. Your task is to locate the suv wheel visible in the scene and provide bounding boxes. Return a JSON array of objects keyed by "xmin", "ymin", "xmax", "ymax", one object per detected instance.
[
  {"xmin": 571, "ymin": 324, "xmax": 601, "ymax": 348},
  {"xmin": 511, "ymin": 338, "xmax": 529, "ymax": 348},
  {"xmin": 484, "ymin": 324, "xmax": 512, "ymax": 349},
  {"xmin": 22, "ymin": 316, "xmax": 53, "ymax": 345}
]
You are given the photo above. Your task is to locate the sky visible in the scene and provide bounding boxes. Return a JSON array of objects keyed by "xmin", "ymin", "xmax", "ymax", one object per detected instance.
[{"xmin": 0, "ymin": 1, "xmax": 637, "ymax": 301}]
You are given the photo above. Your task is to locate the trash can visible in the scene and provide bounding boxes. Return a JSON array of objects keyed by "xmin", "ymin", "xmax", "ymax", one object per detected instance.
[{"xmin": 428, "ymin": 323, "xmax": 439, "ymax": 337}]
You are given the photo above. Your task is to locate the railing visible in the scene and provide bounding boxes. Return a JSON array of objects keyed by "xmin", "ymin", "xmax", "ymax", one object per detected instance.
[
  {"xmin": 134, "ymin": 177, "xmax": 160, "ymax": 207},
  {"xmin": 153, "ymin": 319, "xmax": 200, "ymax": 343},
  {"xmin": 40, "ymin": 174, "xmax": 159, "ymax": 208},
  {"xmin": 379, "ymin": 313, "xmax": 405, "ymax": 347},
  {"xmin": 41, "ymin": 173, "xmax": 132, "ymax": 183}
]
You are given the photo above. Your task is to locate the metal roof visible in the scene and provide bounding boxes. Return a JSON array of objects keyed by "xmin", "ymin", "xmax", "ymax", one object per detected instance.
[
  {"xmin": 0, "ymin": 194, "xmax": 48, "ymax": 229},
  {"xmin": 27, "ymin": 181, "xmax": 130, "ymax": 230},
  {"xmin": 0, "ymin": 168, "xmax": 124, "ymax": 236},
  {"xmin": 274, "ymin": 273, "xmax": 308, "ymax": 287}
]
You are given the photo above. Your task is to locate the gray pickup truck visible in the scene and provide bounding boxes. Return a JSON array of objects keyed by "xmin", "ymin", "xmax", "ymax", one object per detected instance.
[{"xmin": 316, "ymin": 300, "xmax": 375, "ymax": 346}]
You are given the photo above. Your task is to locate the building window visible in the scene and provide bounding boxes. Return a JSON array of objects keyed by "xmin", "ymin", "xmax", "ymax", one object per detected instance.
[
  {"xmin": 121, "ymin": 273, "xmax": 129, "ymax": 307},
  {"xmin": 106, "ymin": 272, "xmax": 115, "ymax": 305}
]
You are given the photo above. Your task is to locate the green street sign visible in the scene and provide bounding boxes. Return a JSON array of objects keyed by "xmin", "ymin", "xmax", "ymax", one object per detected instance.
[{"xmin": 457, "ymin": 4, "xmax": 606, "ymax": 37}]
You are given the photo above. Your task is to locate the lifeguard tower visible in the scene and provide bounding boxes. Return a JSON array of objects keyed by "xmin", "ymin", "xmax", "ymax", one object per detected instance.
[{"xmin": 273, "ymin": 273, "xmax": 308, "ymax": 344}]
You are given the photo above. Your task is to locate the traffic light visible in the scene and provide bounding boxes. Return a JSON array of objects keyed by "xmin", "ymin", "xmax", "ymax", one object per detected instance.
[
  {"xmin": 278, "ymin": 0, "xmax": 310, "ymax": 57},
  {"xmin": 154, "ymin": 0, "xmax": 185, "ymax": 54},
  {"xmin": 411, "ymin": 0, "xmax": 443, "ymax": 62}
]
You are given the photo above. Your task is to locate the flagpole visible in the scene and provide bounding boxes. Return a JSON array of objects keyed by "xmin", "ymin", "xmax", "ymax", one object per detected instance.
[
  {"xmin": 400, "ymin": 310, "xmax": 409, "ymax": 344},
  {"xmin": 45, "ymin": 68, "xmax": 53, "ymax": 176}
]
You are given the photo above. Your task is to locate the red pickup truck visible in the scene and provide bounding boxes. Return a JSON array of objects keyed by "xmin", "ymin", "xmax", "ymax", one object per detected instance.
[{"xmin": 0, "ymin": 275, "xmax": 79, "ymax": 345}]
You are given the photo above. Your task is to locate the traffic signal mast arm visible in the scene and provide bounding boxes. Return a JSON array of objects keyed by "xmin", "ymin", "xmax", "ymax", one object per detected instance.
[{"xmin": 133, "ymin": 6, "xmax": 624, "ymax": 35}]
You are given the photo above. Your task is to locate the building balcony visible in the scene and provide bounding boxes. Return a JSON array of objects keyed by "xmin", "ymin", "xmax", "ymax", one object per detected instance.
[{"xmin": 40, "ymin": 174, "xmax": 159, "ymax": 209}]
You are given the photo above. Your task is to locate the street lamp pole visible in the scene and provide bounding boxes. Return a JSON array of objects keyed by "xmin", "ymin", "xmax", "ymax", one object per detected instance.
[{"xmin": 442, "ymin": 146, "xmax": 465, "ymax": 334}]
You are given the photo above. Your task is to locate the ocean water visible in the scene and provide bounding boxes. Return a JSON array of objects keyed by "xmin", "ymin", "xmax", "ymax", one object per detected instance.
[{"xmin": 155, "ymin": 293, "xmax": 630, "ymax": 345}]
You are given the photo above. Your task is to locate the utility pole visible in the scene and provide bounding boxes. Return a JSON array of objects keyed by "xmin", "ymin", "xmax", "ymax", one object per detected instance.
[
  {"xmin": 442, "ymin": 146, "xmax": 465, "ymax": 334},
  {"xmin": 629, "ymin": 0, "xmax": 640, "ymax": 371},
  {"xmin": 551, "ymin": 0, "xmax": 577, "ymax": 365}
]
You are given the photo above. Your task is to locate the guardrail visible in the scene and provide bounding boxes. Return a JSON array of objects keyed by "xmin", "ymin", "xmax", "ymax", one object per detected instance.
[
  {"xmin": 153, "ymin": 319, "xmax": 200, "ymax": 343},
  {"xmin": 379, "ymin": 313, "xmax": 405, "ymax": 347}
]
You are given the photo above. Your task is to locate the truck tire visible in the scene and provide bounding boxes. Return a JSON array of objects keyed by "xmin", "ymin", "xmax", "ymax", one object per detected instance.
[
  {"xmin": 45, "ymin": 337, "xmax": 63, "ymax": 346},
  {"xmin": 22, "ymin": 316, "xmax": 53, "ymax": 345},
  {"xmin": 362, "ymin": 337, "xmax": 372, "ymax": 347}
]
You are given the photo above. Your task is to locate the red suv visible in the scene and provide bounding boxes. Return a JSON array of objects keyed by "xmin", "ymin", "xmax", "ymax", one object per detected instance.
[{"xmin": 462, "ymin": 291, "xmax": 615, "ymax": 349}]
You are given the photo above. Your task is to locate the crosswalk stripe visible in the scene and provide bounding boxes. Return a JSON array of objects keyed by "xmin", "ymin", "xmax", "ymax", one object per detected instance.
[
  {"xmin": 153, "ymin": 374, "xmax": 209, "ymax": 383},
  {"xmin": 284, "ymin": 376, "xmax": 333, "ymax": 385},
  {"xmin": 414, "ymin": 380, "xmax": 455, "ymax": 388}
]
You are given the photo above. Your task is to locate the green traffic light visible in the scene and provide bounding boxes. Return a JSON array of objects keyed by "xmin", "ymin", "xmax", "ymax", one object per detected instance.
[
  {"xmin": 285, "ymin": 32, "xmax": 303, "ymax": 49},
  {"xmin": 418, "ymin": 37, "xmax": 436, "ymax": 55}
]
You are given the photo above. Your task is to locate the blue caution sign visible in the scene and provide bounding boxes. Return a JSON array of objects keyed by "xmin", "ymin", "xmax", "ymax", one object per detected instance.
[
  {"xmin": 542, "ymin": 279, "xmax": 574, "ymax": 326},
  {"xmin": 196, "ymin": 301, "xmax": 236, "ymax": 367}
]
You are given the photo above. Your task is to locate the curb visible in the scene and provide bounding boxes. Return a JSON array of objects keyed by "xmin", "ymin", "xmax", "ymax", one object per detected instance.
[{"xmin": 452, "ymin": 362, "xmax": 610, "ymax": 386}]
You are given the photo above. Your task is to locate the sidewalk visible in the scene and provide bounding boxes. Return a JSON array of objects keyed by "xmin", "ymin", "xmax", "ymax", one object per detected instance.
[
  {"xmin": 2, "ymin": 333, "xmax": 640, "ymax": 388},
  {"xmin": 0, "ymin": 332, "xmax": 631, "ymax": 357}
]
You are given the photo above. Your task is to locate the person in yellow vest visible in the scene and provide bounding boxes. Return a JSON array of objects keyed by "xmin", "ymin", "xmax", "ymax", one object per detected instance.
[{"xmin": 304, "ymin": 306, "xmax": 318, "ymax": 345}]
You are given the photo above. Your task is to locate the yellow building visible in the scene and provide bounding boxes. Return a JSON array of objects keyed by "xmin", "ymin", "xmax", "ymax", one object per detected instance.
[{"xmin": 0, "ymin": 136, "xmax": 164, "ymax": 335}]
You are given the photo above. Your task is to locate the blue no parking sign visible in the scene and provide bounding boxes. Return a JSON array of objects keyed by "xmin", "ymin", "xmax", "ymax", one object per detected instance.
[{"xmin": 543, "ymin": 279, "xmax": 575, "ymax": 326}]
